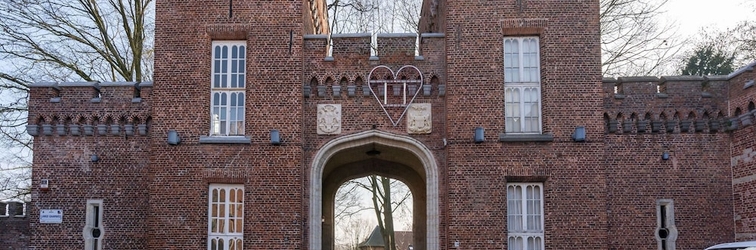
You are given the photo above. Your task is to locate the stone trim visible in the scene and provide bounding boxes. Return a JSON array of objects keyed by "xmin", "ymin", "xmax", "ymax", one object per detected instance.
[
  {"xmin": 499, "ymin": 133, "xmax": 554, "ymax": 142},
  {"xmin": 309, "ymin": 130, "xmax": 439, "ymax": 250},
  {"xmin": 420, "ymin": 33, "xmax": 445, "ymax": 38},
  {"xmin": 198, "ymin": 136, "xmax": 251, "ymax": 144},
  {"xmin": 376, "ymin": 33, "xmax": 417, "ymax": 38},
  {"xmin": 331, "ymin": 33, "xmax": 371, "ymax": 38}
]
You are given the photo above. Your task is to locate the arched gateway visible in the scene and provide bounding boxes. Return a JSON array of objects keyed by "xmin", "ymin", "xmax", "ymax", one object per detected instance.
[{"xmin": 309, "ymin": 130, "xmax": 439, "ymax": 249}]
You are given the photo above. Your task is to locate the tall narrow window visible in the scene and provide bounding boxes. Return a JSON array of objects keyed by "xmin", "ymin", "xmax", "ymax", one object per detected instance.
[
  {"xmin": 507, "ymin": 183, "xmax": 544, "ymax": 250},
  {"xmin": 208, "ymin": 184, "xmax": 244, "ymax": 250},
  {"xmin": 504, "ymin": 37, "xmax": 541, "ymax": 133},
  {"xmin": 656, "ymin": 199, "xmax": 677, "ymax": 250},
  {"xmin": 211, "ymin": 41, "xmax": 246, "ymax": 136},
  {"xmin": 84, "ymin": 200, "xmax": 104, "ymax": 250}
]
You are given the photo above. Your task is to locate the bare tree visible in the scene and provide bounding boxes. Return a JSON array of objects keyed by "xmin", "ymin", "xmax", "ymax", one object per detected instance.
[
  {"xmin": 731, "ymin": 21, "xmax": 756, "ymax": 66},
  {"xmin": 0, "ymin": 0, "xmax": 154, "ymax": 200},
  {"xmin": 334, "ymin": 176, "xmax": 412, "ymax": 250},
  {"xmin": 326, "ymin": 0, "xmax": 420, "ymax": 34},
  {"xmin": 335, "ymin": 217, "xmax": 373, "ymax": 250},
  {"xmin": 600, "ymin": 0, "xmax": 683, "ymax": 76}
]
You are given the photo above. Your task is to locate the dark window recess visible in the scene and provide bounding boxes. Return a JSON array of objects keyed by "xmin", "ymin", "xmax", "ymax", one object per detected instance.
[
  {"xmin": 659, "ymin": 204, "xmax": 668, "ymax": 250},
  {"xmin": 92, "ymin": 204, "xmax": 102, "ymax": 247}
]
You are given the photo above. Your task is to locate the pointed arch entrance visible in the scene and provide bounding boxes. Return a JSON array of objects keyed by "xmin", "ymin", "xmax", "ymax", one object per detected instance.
[{"xmin": 309, "ymin": 130, "xmax": 439, "ymax": 250}]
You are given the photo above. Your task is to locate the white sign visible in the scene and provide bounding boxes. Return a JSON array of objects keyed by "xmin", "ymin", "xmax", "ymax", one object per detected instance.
[{"xmin": 40, "ymin": 209, "xmax": 63, "ymax": 223}]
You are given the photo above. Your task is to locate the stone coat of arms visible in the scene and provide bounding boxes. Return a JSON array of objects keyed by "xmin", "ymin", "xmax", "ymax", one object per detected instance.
[
  {"xmin": 317, "ymin": 104, "xmax": 342, "ymax": 134},
  {"xmin": 407, "ymin": 103, "xmax": 432, "ymax": 134}
]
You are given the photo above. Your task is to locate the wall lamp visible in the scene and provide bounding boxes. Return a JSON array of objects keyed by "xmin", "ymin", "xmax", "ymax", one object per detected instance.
[
  {"xmin": 167, "ymin": 130, "xmax": 181, "ymax": 145},
  {"xmin": 474, "ymin": 127, "xmax": 484, "ymax": 143},
  {"xmin": 271, "ymin": 129, "xmax": 281, "ymax": 145},
  {"xmin": 91, "ymin": 154, "xmax": 100, "ymax": 162},
  {"xmin": 662, "ymin": 151, "xmax": 670, "ymax": 160},
  {"xmin": 572, "ymin": 126, "xmax": 586, "ymax": 142}
]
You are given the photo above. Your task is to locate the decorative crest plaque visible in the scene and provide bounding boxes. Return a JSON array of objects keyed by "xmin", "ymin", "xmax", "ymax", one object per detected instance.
[{"xmin": 317, "ymin": 104, "xmax": 342, "ymax": 134}]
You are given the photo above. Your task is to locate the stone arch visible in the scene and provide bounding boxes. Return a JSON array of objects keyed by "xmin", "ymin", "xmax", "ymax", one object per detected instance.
[{"xmin": 309, "ymin": 130, "xmax": 439, "ymax": 250}]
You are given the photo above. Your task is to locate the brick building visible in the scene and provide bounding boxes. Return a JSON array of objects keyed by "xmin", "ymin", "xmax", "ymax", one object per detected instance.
[{"xmin": 17, "ymin": 0, "xmax": 756, "ymax": 249}]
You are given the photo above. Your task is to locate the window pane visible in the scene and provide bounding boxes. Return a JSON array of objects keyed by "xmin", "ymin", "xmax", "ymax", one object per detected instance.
[
  {"xmin": 231, "ymin": 62, "xmax": 238, "ymax": 88},
  {"xmin": 229, "ymin": 239, "xmax": 237, "ymax": 250},
  {"xmin": 504, "ymin": 39, "xmax": 520, "ymax": 83},
  {"xmin": 221, "ymin": 71, "xmax": 228, "ymax": 88},
  {"xmin": 523, "ymin": 88, "xmax": 540, "ymax": 132},
  {"xmin": 236, "ymin": 217, "xmax": 243, "ymax": 233},
  {"xmin": 505, "ymin": 88, "xmax": 521, "ymax": 133},
  {"xmin": 527, "ymin": 236, "xmax": 543, "ymax": 250},
  {"xmin": 235, "ymin": 239, "xmax": 243, "ymax": 250},
  {"xmin": 508, "ymin": 236, "xmax": 523, "ymax": 250},
  {"xmin": 217, "ymin": 218, "xmax": 225, "ymax": 233}
]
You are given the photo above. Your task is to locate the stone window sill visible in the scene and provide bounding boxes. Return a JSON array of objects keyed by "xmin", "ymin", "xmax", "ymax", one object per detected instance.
[
  {"xmin": 199, "ymin": 136, "xmax": 251, "ymax": 144},
  {"xmin": 499, "ymin": 133, "xmax": 554, "ymax": 142}
]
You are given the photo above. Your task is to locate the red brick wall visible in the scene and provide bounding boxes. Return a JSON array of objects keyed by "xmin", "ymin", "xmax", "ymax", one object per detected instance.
[
  {"xmin": 0, "ymin": 202, "xmax": 30, "ymax": 250},
  {"xmin": 150, "ymin": 0, "xmax": 305, "ymax": 248},
  {"xmin": 728, "ymin": 65, "xmax": 756, "ymax": 240},
  {"xmin": 442, "ymin": 0, "xmax": 607, "ymax": 249},
  {"xmin": 27, "ymin": 83, "xmax": 151, "ymax": 249},
  {"xmin": 23, "ymin": 0, "xmax": 756, "ymax": 249}
]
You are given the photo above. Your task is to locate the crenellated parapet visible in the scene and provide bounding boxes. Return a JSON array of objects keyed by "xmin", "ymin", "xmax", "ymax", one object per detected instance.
[
  {"xmin": 302, "ymin": 33, "xmax": 447, "ymax": 99},
  {"xmin": 27, "ymin": 82, "xmax": 152, "ymax": 137},
  {"xmin": 602, "ymin": 76, "xmax": 730, "ymax": 134}
]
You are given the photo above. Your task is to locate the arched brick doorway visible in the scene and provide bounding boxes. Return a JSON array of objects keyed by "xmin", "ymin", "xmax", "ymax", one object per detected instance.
[{"xmin": 309, "ymin": 130, "xmax": 439, "ymax": 250}]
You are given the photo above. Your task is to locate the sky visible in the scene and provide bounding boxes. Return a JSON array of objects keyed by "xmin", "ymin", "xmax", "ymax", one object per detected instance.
[{"xmin": 662, "ymin": 0, "xmax": 754, "ymax": 37}]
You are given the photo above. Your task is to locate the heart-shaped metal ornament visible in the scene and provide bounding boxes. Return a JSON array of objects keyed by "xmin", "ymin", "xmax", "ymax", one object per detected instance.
[{"xmin": 367, "ymin": 65, "xmax": 424, "ymax": 126}]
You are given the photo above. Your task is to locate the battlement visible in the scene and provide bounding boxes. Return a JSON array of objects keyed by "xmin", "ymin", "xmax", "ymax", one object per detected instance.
[
  {"xmin": 602, "ymin": 76, "xmax": 728, "ymax": 134},
  {"xmin": 600, "ymin": 71, "xmax": 756, "ymax": 134},
  {"xmin": 27, "ymin": 82, "xmax": 152, "ymax": 137},
  {"xmin": 304, "ymin": 33, "xmax": 445, "ymax": 65},
  {"xmin": 602, "ymin": 75, "xmax": 729, "ymax": 99},
  {"xmin": 302, "ymin": 33, "xmax": 447, "ymax": 99}
]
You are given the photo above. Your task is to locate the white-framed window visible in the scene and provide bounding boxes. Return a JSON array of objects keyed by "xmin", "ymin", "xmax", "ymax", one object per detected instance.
[
  {"xmin": 211, "ymin": 41, "xmax": 246, "ymax": 136},
  {"xmin": 507, "ymin": 183, "xmax": 544, "ymax": 250},
  {"xmin": 504, "ymin": 37, "xmax": 542, "ymax": 133},
  {"xmin": 208, "ymin": 184, "xmax": 244, "ymax": 250},
  {"xmin": 83, "ymin": 199, "xmax": 104, "ymax": 250}
]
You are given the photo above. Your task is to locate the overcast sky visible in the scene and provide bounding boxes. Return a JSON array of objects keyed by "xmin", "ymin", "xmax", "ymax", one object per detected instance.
[{"xmin": 662, "ymin": 0, "xmax": 754, "ymax": 37}]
